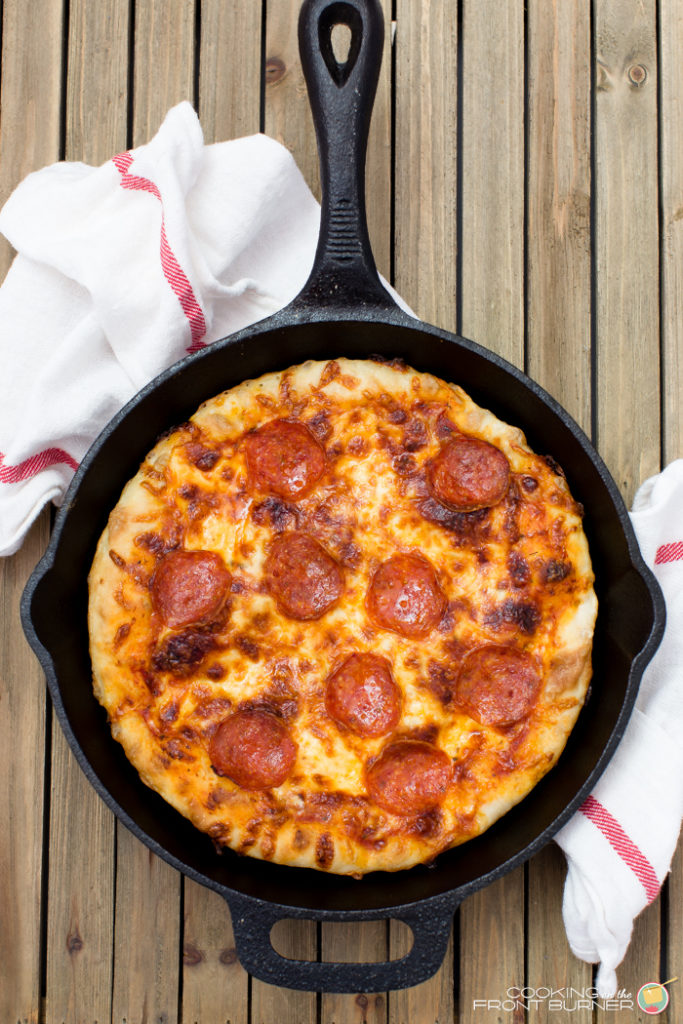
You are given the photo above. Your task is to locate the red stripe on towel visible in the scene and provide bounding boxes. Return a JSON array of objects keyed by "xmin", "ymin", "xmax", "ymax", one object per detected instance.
[
  {"xmin": 654, "ymin": 541, "xmax": 683, "ymax": 564},
  {"xmin": 581, "ymin": 794, "xmax": 660, "ymax": 903},
  {"xmin": 112, "ymin": 151, "xmax": 207, "ymax": 352},
  {"xmin": 0, "ymin": 448, "xmax": 79, "ymax": 483}
]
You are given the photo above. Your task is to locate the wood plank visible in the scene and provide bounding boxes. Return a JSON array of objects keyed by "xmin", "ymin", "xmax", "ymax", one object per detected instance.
[
  {"xmin": 111, "ymin": 828, "xmax": 180, "ymax": 1024},
  {"xmin": 460, "ymin": 0, "xmax": 524, "ymax": 365},
  {"xmin": 594, "ymin": 2, "xmax": 661, "ymax": 1012},
  {"xmin": 660, "ymin": 0, "xmax": 683, "ymax": 463},
  {"xmin": 43, "ymin": 5, "xmax": 130, "ymax": 1022},
  {"xmin": 66, "ymin": 0, "xmax": 129, "ymax": 162},
  {"xmin": 667, "ymin": 842, "xmax": 683, "ymax": 1021},
  {"xmin": 41, "ymin": 4, "xmax": 127, "ymax": 1021},
  {"xmin": 594, "ymin": 0, "xmax": 660, "ymax": 506},
  {"xmin": 45, "ymin": 727, "xmax": 115, "ymax": 1024},
  {"xmin": 0, "ymin": 2, "xmax": 64, "ymax": 1020},
  {"xmin": 321, "ymin": 922, "xmax": 388, "ymax": 1024},
  {"xmin": 527, "ymin": 845, "xmax": 592, "ymax": 1024},
  {"xmin": 181, "ymin": 3, "xmax": 260, "ymax": 1021},
  {"xmin": 133, "ymin": 0, "xmax": 196, "ymax": 147},
  {"xmin": 251, "ymin": 918, "xmax": 317, "ymax": 1024},
  {"xmin": 392, "ymin": 3, "xmax": 458, "ymax": 1019},
  {"xmin": 394, "ymin": 0, "xmax": 458, "ymax": 328},
  {"xmin": 315, "ymin": 3, "xmax": 392, "ymax": 1020},
  {"xmin": 458, "ymin": 871, "xmax": 524, "ymax": 1024},
  {"xmin": 182, "ymin": 883, "xmax": 249, "ymax": 1024},
  {"xmin": 457, "ymin": 4, "xmax": 525, "ymax": 1018},
  {"xmin": 0, "ymin": 0, "xmax": 64, "ymax": 277},
  {"xmin": 0, "ymin": 516, "xmax": 51, "ymax": 1024},
  {"xmin": 526, "ymin": 0, "xmax": 592, "ymax": 432},
  {"xmin": 525, "ymin": 4, "xmax": 594, "ymax": 1019},
  {"xmin": 388, "ymin": 925, "xmax": 455, "ymax": 1024},
  {"xmin": 198, "ymin": 0, "xmax": 261, "ymax": 145},
  {"xmin": 660, "ymin": 3, "xmax": 683, "ymax": 1015},
  {"xmin": 107, "ymin": 4, "xmax": 199, "ymax": 1019}
]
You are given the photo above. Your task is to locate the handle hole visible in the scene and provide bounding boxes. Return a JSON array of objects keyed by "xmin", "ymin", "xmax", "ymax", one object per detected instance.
[
  {"xmin": 319, "ymin": 3, "xmax": 363, "ymax": 87},
  {"xmin": 331, "ymin": 23, "xmax": 353, "ymax": 64},
  {"xmin": 270, "ymin": 919, "xmax": 414, "ymax": 963}
]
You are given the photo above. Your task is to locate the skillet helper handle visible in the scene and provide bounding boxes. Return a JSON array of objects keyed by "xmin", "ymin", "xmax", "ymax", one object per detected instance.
[
  {"xmin": 225, "ymin": 891, "xmax": 459, "ymax": 992},
  {"xmin": 295, "ymin": 0, "xmax": 399, "ymax": 313}
]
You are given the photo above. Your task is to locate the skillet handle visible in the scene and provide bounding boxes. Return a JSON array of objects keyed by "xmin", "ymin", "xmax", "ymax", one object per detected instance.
[
  {"xmin": 224, "ymin": 891, "xmax": 459, "ymax": 992},
  {"xmin": 292, "ymin": 0, "xmax": 400, "ymax": 315}
]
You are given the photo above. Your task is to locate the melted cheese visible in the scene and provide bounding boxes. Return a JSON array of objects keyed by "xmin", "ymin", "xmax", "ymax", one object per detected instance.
[{"xmin": 88, "ymin": 358, "xmax": 597, "ymax": 874}]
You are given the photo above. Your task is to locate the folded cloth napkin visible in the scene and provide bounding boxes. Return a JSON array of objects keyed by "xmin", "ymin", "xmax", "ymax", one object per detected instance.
[
  {"xmin": 2, "ymin": 100, "xmax": 682, "ymax": 998},
  {"xmin": 556, "ymin": 461, "xmax": 683, "ymax": 997},
  {"xmin": 0, "ymin": 101, "xmax": 323, "ymax": 555}
]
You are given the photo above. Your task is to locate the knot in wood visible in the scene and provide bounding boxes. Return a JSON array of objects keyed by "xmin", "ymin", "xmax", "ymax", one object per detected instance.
[
  {"xmin": 66, "ymin": 925, "xmax": 84, "ymax": 955},
  {"xmin": 266, "ymin": 57, "xmax": 286, "ymax": 84},
  {"xmin": 182, "ymin": 943, "xmax": 204, "ymax": 966},
  {"xmin": 219, "ymin": 946, "xmax": 238, "ymax": 965},
  {"xmin": 628, "ymin": 64, "xmax": 647, "ymax": 87}
]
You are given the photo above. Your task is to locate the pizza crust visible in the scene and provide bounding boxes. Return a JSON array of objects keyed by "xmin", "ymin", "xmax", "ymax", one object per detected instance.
[{"xmin": 88, "ymin": 357, "xmax": 597, "ymax": 875}]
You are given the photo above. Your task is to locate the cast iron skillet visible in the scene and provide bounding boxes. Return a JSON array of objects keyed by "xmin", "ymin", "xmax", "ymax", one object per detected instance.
[{"xmin": 22, "ymin": 0, "xmax": 664, "ymax": 993}]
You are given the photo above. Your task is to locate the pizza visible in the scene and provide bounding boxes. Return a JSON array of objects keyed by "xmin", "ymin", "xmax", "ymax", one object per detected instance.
[{"xmin": 88, "ymin": 357, "xmax": 597, "ymax": 876}]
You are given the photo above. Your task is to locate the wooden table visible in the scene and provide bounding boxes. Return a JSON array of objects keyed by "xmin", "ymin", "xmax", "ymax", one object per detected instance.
[{"xmin": 2, "ymin": 1, "xmax": 682, "ymax": 1022}]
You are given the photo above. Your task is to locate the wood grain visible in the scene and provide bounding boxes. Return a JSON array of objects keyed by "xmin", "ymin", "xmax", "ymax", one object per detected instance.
[
  {"xmin": 181, "ymin": 4, "xmax": 260, "ymax": 1019},
  {"xmin": 594, "ymin": 0, "xmax": 660, "ymax": 504},
  {"xmin": 66, "ymin": 0, "xmax": 129, "ymax": 161},
  {"xmin": 0, "ymin": 1, "xmax": 64, "ymax": 1019},
  {"xmin": 526, "ymin": 0, "xmax": 592, "ymax": 432},
  {"xmin": 457, "ymin": 4, "xmax": 526, "ymax": 1017},
  {"xmin": 660, "ymin": 0, "xmax": 683, "ymax": 464},
  {"xmin": 0, "ymin": 516, "xmax": 51, "ymax": 1024},
  {"xmin": 660, "ymin": 5, "xmax": 683, "ymax": 1014},
  {"xmin": 0, "ymin": 0, "xmax": 64, "ymax": 277},
  {"xmin": 458, "ymin": 872, "xmax": 524, "ymax": 1024},
  {"xmin": 388, "ymin": 926, "xmax": 455, "ymax": 1024},
  {"xmin": 527, "ymin": 845, "xmax": 592, "ymax": 1024},
  {"xmin": 394, "ymin": 0, "xmax": 458, "ymax": 328},
  {"xmin": 111, "ymin": 828, "xmax": 180, "ymax": 1024},
  {"xmin": 391, "ymin": 3, "xmax": 459, "ymax": 1018},
  {"xmin": 182, "ymin": 883, "xmax": 249, "ymax": 1024},
  {"xmin": 103, "ymin": 3, "xmax": 200, "ymax": 1019},
  {"xmin": 133, "ymin": 0, "xmax": 196, "ymax": 147},
  {"xmin": 460, "ymin": 0, "xmax": 524, "ymax": 365},
  {"xmin": 321, "ymin": 922, "xmax": 388, "ymax": 1024},
  {"xmin": 251, "ymin": 918, "xmax": 317, "ymax": 1024},
  {"xmin": 525, "ymin": 4, "xmax": 594, "ymax": 1018},
  {"xmin": 198, "ymin": 0, "xmax": 262, "ymax": 145},
  {"xmin": 45, "ymin": 726, "xmax": 115, "ymax": 1024},
  {"xmin": 42, "ymin": 3, "xmax": 130, "ymax": 1021}
]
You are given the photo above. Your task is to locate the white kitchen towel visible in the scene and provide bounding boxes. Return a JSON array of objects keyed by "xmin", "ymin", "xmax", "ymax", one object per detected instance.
[
  {"xmin": 0, "ymin": 101, "xmax": 325, "ymax": 555},
  {"xmin": 556, "ymin": 460, "xmax": 683, "ymax": 997},
  {"xmin": 1, "ymin": 100, "xmax": 682, "ymax": 999}
]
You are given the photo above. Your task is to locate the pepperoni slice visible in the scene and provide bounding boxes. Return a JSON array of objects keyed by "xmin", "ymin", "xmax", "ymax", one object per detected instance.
[
  {"xmin": 151, "ymin": 550, "xmax": 231, "ymax": 629},
  {"xmin": 366, "ymin": 553, "xmax": 446, "ymax": 638},
  {"xmin": 244, "ymin": 418, "xmax": 326, "ymax": 500},
  {"xmin": 209, "ymin": 709, "xmax": 297, "ymax": 789},
  {"xmin": 455, "ymin": 645, "xmax": 541, "ymax": 726},
  {"xmin": 265, "ymin": 532, "xmax": 343, "ymax": 620},
  {"xmin": 365, "ymin": 740, "xmax": 452, "ymax": 816},
  {"xmin": 426, "ymin": 435, "xmax": 510, "ymax": 511},
  {"xmin": 325, "ymin": 654, "xmax": 402, "ymax": 737}
]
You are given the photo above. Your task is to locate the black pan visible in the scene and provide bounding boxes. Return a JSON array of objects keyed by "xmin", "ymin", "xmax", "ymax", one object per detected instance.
[{"xmin": 22, "ymin": 0, "xmax": 664, "ymax": 993}]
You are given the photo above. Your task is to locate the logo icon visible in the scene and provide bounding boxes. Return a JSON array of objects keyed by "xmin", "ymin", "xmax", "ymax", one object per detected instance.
[{"xmin": 637, "ymin": 977, "xmax": 677, "ymax": 1015}]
